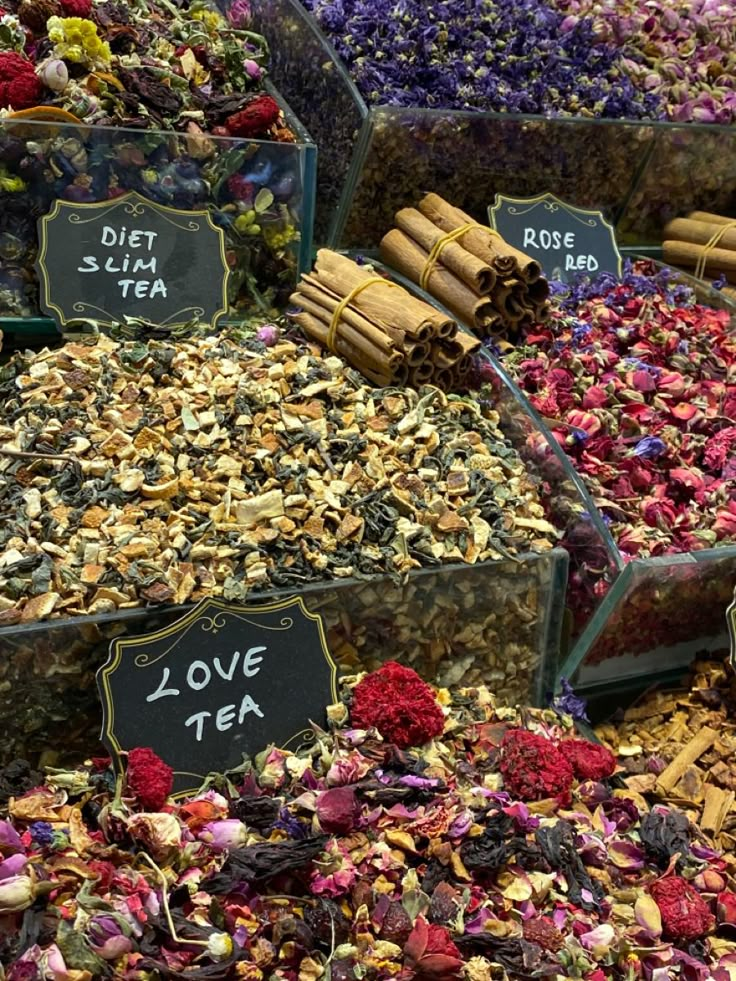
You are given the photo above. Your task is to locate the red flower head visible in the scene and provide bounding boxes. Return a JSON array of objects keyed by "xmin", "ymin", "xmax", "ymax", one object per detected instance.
[
  {"xmin": 650, "ymin": 876, "xmax": 715, "ymax": 941},
  {"xmin": 563, "ymin": 739, "xmax": 616, "ymax": 782},
  {"xmin": 225, "ymin": 94, "xmax": 281, "ymax": 138},
  {"xmin": 59, "ymin": 0, "xmax": 91, "ymax": 15},
  {"xmin": 350, "ymin": 662, "xmax": 444, "ymax": 749},
  {"xmin": 499, "ymin": 729, "xmax": 574, "ymax": 803},
  {"xmin": 126, "ymin": 747, "xmax": 174, "ymax": 811},
  {"xmin": 0, "ymin": 53, "xmax": 43, "ymax": 111}
]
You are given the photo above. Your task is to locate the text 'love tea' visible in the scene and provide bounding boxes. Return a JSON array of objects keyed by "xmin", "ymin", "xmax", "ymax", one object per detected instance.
[
  {"xmin": 97, "ymin": 597, "xmax": 337, "ymax": 796},
  {"xmin": 489, "ymin": 192, "xmax": 622, "ymax": 282},
  {"xmin": 38, "ymin": 191, "xmax": 229, "ymax": 331}
]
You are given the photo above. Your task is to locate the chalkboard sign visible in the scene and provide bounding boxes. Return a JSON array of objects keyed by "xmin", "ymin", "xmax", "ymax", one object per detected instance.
[
  {"xmin": 37, "ymin": 191, "xmax": 229, "ymax": 330},
  {"xmin": 489, "ymin": 193, "xmax": 622, "ymax": 282},
  {"xmin": 97, "ymin": 597, "xmax": 337, "ymax": 797}
]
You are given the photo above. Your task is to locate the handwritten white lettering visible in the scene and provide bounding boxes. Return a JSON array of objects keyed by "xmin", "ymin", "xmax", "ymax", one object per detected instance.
[{"xmin": 146, "ymin": 666, "xmax": 180, "ymax": 702}]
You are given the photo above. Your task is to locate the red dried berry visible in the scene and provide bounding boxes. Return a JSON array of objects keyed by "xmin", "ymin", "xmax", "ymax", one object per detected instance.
[
  {"xmin": 0, "ymin": 53, "xmax": 43, "ymax": 111},
  {"xmin": 563, "ymin": 738, "xmax": 617, "ymax": 781},
  {"xmin": 499, "ymin": 729, "xmax": 574, "ymax": 803},
  {"xmin": 59, "ymin": 0, "xmax": 92, "ymax": 16},
  {"xmin": 126, "ymin": 747, "xmax": 173, "ymax": 811},
  {"xmin": 225, "ymin": 94, "xmax": 281, "ymax": 138},
  {"xmin": 350, "ymin": 662, "xmax": 444, "ymax": 749},
  {"xmin": 650, "ymin": 876, "xmax": 715, "ymax": 941}
]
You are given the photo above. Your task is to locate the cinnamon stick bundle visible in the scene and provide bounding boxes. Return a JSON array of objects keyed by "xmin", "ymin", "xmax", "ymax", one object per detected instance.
[
  {"xmin": 379, "ymin": 193, "xmax": 549, "ymax": 342},
  {"xmin": 289, "ymin": 250, "xmax": 480, "ymax": 392},
  {"xmin": 663, "ymin": 240, "xmax": 736, "ymax": 285},
  {"xmin": 418, "ymin": 193, "xmax": 542, "ymax": 283},
  {"xmin": 662, "ymin": 209, "xmax": 736, "ymax": 286},
  {"xmin": 380, "ymin": 229, "xmax": 500, "ymax": 334}
]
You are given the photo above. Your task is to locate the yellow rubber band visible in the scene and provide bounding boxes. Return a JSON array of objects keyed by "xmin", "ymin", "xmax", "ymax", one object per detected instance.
[
  {"xmin": 327, "ymin": 277, "xmax": 402, "ymax": 353},
  {"xmin": 420, "ymin": 222, "xmax": 501, "ymax": 292},
  {"xmin": 694, "ymin": 219, "xmax": 736, "ymax": 280}
]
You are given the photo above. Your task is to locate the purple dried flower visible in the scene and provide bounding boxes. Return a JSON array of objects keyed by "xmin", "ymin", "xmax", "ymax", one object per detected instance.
[
  {"xmin": 228, "ymin": 0, "xmax": 252, "ymax": 28},
  {"xmin": 550, "ymin": 678, "xmax": 589, "ymax": 721},
  {"xmin": 256, "ymin": 323, "xmax": 279, "ymax": 347}
]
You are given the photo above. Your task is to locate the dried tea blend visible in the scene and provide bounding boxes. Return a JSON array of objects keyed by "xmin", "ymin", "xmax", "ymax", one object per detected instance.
[
  {"xmin": 2, "ymin": 665, "xmax": 735, "ymax": 979},
  {"xmin": 0, "ymin": 1, "xmax": 305, "ymax": 317},
  {"xmin": 0, "ymin": 326, "xmax": 557, "ymax": 623}
]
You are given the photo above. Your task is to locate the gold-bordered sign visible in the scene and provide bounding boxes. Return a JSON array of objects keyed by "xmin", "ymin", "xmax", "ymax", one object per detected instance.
[
  {"xmin": 489, "ymin": 192, "xmax": 623, "ymax": 281},
  {"xmin": 96, "ymin": 596, "xmax": 338, "ymax": 798},
  {"xmin": 37, "ymin": 191, "xmax": 230, "ymax": 331},
  {"xmin": 728, "ymin": 586, "xmax": 736, "ymax": 671}
]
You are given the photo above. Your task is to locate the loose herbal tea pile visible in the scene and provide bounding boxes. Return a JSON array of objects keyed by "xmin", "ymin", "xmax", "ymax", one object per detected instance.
[
  {"xmin": 379, "ymin": 193, "xmax": 551, "ymax": 340},
  {"xmin": 2, "ymin": 662, "xmax": 736, "ymax": 979},
  {"xmin": 0, "ymin": 326, "xmax": 556, "ymax": 624},
  {"xmin": 498, "ymin": 260, "xmax": 736, "ymax": 561},
  {"xmin": 0, "ymin": 0, "xmax": 304, "ymax": 317},
  {"xmin": 597, "ymin": 653, "xmax": 736, "ymax": 851}
]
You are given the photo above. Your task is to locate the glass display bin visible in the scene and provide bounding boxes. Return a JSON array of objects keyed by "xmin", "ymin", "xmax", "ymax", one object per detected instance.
[
  {"xmin": 372, "ymin": 259, "xmax": 736, "ymax": 689},
  {"xmin": 0, "ymin": 86, "xmax": 316, "ymax": 334},
  {"xmin": 249, "ymin": 0, "xmax": 736, "ymax": 254},
  {"xmin": 0, "ymin": 549, "xmax": 568, "ymax": 768}
]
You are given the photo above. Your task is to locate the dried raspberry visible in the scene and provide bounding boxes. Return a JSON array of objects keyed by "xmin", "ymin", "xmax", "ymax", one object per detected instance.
[
  {"xmin": 380, "ymin": 901, "xmax": 412, "ymax": 945},
  {"xmin": 125, "ymin": 747, "xmax": 173, "ymax": 811},
  {"xmin": 650, "ymin": 876, "xmax": 715, "ymax": 941},
  {"xmin": 351, "ymin": 662, "xmax": 444, "ymax": 749},
  {"xmin": 429, "ymin": 881, "xmax": 460, "ymax": 926},
  {"xmin": 499, "ymin": 729, "xmax": 574, "ymax": 803},
  {"xmin": 563, "ymin": 738, "xmax": 617, "ymax": 781}
]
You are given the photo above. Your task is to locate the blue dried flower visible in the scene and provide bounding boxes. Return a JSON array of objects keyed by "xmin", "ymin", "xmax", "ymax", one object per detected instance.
[
  {"xmin": 304, "ymin": 0, "xmax": 665, "ymax": 119},
  {"xmin": 29, "ymin": 821, "xmax": 54, "ymax": 846},
  {"xmin": 550, "ymin": 678, "xmax": 589, "ymax": 722}
]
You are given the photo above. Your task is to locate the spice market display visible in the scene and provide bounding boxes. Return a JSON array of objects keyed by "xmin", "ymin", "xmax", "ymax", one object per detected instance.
[
  {"xmin": 0, "ymin": 0, "xmax": 307, "ymax": 318},
  {"xmin": 2, "ymin": 2, "xmax": 736, "ymax": 980},
  {"xmin": 5, "ymin": 662, "xmax": 736, "ymax": 981}
]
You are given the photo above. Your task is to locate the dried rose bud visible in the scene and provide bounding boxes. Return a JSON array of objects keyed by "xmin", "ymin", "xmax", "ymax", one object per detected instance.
[
  {"xmin": 199, "ymin": 819, "xmax": 248, "ymax": 852},
  {"xmin": 38, "ymin": 59, "xmax": 68, "ymax": 93}
]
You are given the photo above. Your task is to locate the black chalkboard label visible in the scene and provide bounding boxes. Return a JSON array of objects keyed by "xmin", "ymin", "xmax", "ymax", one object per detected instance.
[
  {"xmin": 37, "ymin": 191, "xmax": 229, "ymax": 330},
  {"xmin": 97, "ymin": 597, "xmax": 337, "ymax": 797},
  {"xmin": 489, "ymin": 193, "xmax": 622, "ymax": 281}
]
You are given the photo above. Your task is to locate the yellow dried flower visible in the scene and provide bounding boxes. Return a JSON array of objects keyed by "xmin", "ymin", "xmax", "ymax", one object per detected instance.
[{"xmin": 47, "ymin": 16, "xmax": 111, "ymax": 67}]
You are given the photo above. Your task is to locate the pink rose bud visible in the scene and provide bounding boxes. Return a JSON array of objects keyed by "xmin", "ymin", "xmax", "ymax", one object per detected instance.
[{"xmin": 199, "ymin": 819, "xmax": 248, "ymax": 851}]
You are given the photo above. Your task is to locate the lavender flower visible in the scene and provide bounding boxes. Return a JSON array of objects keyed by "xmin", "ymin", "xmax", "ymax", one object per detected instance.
[
  {"xmin": 304, "ymin": 0, "xmax": 664, "ymax": 119},
  {"xmin": 550, "ymin": 678, "xmax": 589, "ymax": 722}
]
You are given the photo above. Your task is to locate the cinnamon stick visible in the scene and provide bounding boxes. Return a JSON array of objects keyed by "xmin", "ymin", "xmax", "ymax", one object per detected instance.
[
  {"xmin": 663, "ymin": 240, "xmax": 736, "ymax": 284},
  {"xmin": 292, "ymin": 311, "xmax": 394, "ymax": 387},
  {"xmin": 656, "ymin": 727, "xmax": 717, "ymax": 794},
  {"xmin": 394, "ymin": 207, "xmax": 496, "ymax": 294},
  {"xmin": 314, "ymin": 249, "xmax": 450, "ymax": 341},
  {"xmin": 380, "ymin": 229, "xmax": 499, "ymax": 333},
  {"xmin": 663, "ymin": 217, "xmax": 736, "ymax": 254},
  {"xmin": 418, "ymin": 193, "xmax": 542, "ymax": 283}
]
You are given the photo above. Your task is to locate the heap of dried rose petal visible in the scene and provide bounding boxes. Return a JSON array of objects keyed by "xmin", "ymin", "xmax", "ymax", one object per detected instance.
[
  {"xmin": 1, "ymin": 660, "xmax": 734, "ymax": 980},
  {"xmin": 499, "ymin": 261, "xmax": 736, "ymax": 561}
]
